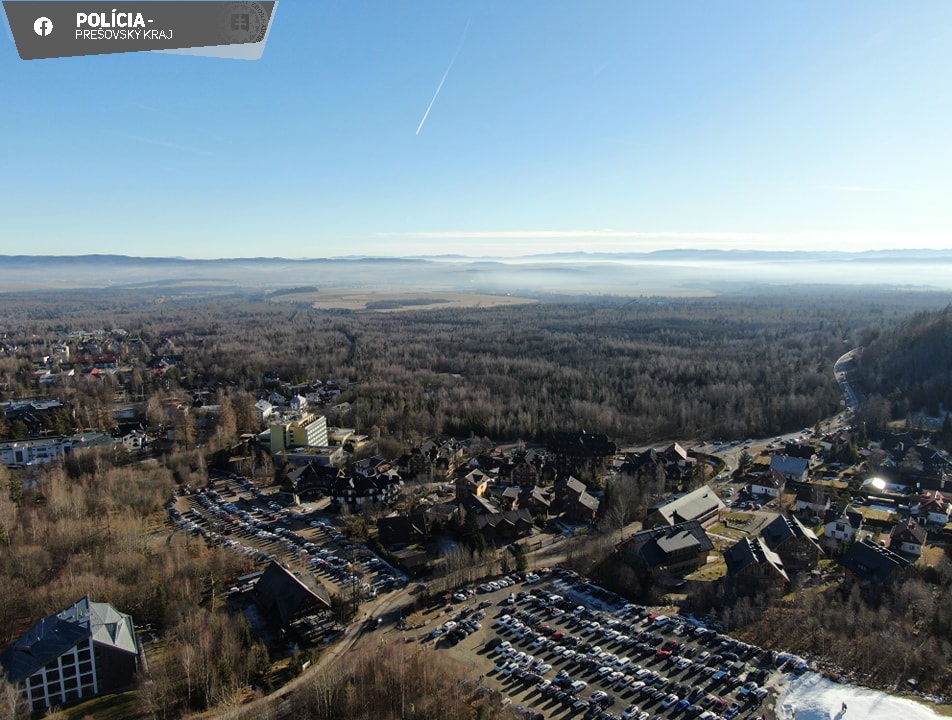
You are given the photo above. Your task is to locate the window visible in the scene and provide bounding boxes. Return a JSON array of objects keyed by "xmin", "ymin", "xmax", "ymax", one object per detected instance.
[{"xmin": 62, "ymin": 664, "xmax": 77, "ymax": 678}]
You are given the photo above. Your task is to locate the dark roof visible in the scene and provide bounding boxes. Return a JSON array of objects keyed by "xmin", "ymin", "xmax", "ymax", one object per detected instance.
[
  {"xmin": 254, "ymin": 561, "xmax": 330, "ymax": 626},
  {"xmin": 795, "ymin": 485, "xmax": 831, "ymax": 504},
  {"xmin": 476, "ymin": 508, "xmax": 533, "ymax": 531},
  {"xmin": 824, "ymin": 505, "xmax": 864, "ymax": 529},
  {"xmin": 889, "ymin": 518, "xmax": 927, "ymax": 545},
  {"xmin": 783, "ymin": 442, "xmax": 816, "ymax": 460},
  {"xmin": 377, "ymin": 513, "xmax": 428, "ymax": 545},
  {"xmin": 621, "ymin": 520, "xmax": 713, "ymax": 568},
  {"xmin": 724, "ymin": 537, "xmax": 789, "ymax": 583},
  {"xmin": 548, "ymin": 431, "xmax": 617, "ymax": 458},
  {"xmin": 751, "ymin": 469, "xmax": 785, "ymax": 489},
  {"xmin": 1, "ymin": 596, "xmax": 137, "ymax": 683},
  {"xmin": 761, "ymin": 514, "xmax": 820, "ymax": 551},
  {"xmin": 840, "ymin": 537, "xmax": 912, "ymax": 584},
  {"xmin": 520, "ymin": 486, "xmax": 552, "ymax": 507},
  {"xmin": 460, "ymin": 493, "xmax": 500, "ymax": 516}
]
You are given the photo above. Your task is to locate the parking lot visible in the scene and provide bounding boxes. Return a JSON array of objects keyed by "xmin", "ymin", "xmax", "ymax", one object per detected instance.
[
  {"xmin": 166, "ymin": 473, "xmax": 407, "ymax": 599},
  {"xmin": 410, "ymin": 568, "xmax": 804, "ymax": 720}
]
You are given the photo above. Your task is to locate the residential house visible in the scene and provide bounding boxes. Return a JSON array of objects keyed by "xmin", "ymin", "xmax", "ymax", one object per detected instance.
[
  {"xmin": 0, "ymin": 597, "xmax": 140, "ymax": 714},
  {"xmin": 618, "ymin": 449, "xmax": 666, "ymax": 496},
  {"xmin": 760, "ymin": 514, "xmax": 823, "ymax": 573},
  {"xmin": 510, "ymin": 456, "xmax": 540, "ymax": 488},
  {"xmin": 324, "ymin": 470, "xmax": 403, "ymax": 513},
  {"xmin": 376, "ymin": 513, "xmax": 430, "ymax": 546},
  {"xmin": 782, "ymin": 442, "xmax": 816, "ymax": 461},
  {"xmin": 888, "ymin": 518, "xmax": 927, "ymax": 559},
  {"xmin": 879, "ymin": 432, "xmax": 918, "ymax": 465},
  {"xmin": 456, "ymin": 469, "xmax": 491, "ymax": 501},
  {"xmin": 749, "ymin": 469, "xmax": 785, "ymax": 499},
  {"xmin": 769, "ymin": 454, "xmax": 810, "ymax": 483},
  {"xmin": 284, "ymin": 463, "xmax": 345, "ymax": 500},
  {"xmin": 254, "ymin": 399, "xmax": 274, "ymax": 422},
  {"xmin": 499, "ymin": 486, "xmax": 522, "ymax": 511},
  {"xmin": 643, "ymin": 486, "xmax": 726, "ymax": 529},
  {"xmin": 794, "ymin": 485, "xmax": 832, "ymax": 516},
  {"xmin": 723, "ymin": 536, "xmax": 789, "ymax": 594},
  {"xmin": 519, "ymin": 485, "xmax": 552, "ymax": 518},
  {"xmin": 405, "ymin": 446, "xmax": 433, "ymax": 479},
  {"xmin": 553, "ymin": 476, "xmax": 600, "ymax": 523},
  {"xmin": 391, "ymin": 548, "xmax": 429, "ymax": 573},
  {"xmin": 617, "ymin": 520, "xmax": 714, "ymax": 577},
  {"xmin": 918, "ymin": 446, "xmax": 952, "ymax": 475},
  {"xmin": 823, "ymin": 505, "xmax": 865, "ymax": 547},
  {"xmin": 840, "ymin": 537, "xmax": 914, "ymax": 587},
  {"xmin": 548, "ymin": 430, "xmax": 617, "ymax": 474},
  {"xmin": 475, "ymin": 508, "xmax": 534, "ymax": 546},
  {"xmin": 819, "ymin": 429, "xmax": 855, "ymax": 462},
  {"xmin": 911, "ymin": 491, "xmax": 951, "ymax": 527}
]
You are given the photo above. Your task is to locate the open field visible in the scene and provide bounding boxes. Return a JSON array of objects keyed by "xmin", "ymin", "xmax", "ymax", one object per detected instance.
[{"xmin": 269, "ymin": 290, "xmax": 539, "ymax": 311}]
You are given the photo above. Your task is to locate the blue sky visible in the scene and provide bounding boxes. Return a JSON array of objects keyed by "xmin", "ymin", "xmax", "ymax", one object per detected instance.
[{"xmin": 1, "ymin": 1, "xmax": 951, "ymax": 258}]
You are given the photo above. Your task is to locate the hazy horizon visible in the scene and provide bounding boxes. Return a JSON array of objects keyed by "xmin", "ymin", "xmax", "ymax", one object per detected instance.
[{"xmin": 3, "ymin": 251, "xmax": 952, "ymax": 296}]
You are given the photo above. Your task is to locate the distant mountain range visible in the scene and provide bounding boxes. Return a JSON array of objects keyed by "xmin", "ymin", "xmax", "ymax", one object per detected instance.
[{"xmin": 1, "ymin": 250, "xmax": 951, "ymax": 296}]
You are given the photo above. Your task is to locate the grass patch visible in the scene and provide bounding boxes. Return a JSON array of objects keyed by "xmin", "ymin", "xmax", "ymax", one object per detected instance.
[
  {"xmin": 708, "ymin": 522, "xmax": 747, "ymax": 540},
  {"xmin": 686, "ymin": 558, "xmax": 726, "ymax": 582},
  {"xmin": 48, "ymin": 690, "xmax": 147, "ymax": 720}
]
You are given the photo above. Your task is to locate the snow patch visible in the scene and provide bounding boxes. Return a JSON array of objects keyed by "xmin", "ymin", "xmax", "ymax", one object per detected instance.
[{"xmin": 776, "ymin": 672, "xmax": 943, "ymax": 720}]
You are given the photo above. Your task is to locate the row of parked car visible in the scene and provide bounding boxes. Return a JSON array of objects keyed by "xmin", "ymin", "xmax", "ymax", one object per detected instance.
[
  {"xmin": 481, "ymin": 571, "xmax": 799, "ymax": 720},
  {"xmin": 168, "ymin": 476, "xmax": 407, "ymax": 595}
]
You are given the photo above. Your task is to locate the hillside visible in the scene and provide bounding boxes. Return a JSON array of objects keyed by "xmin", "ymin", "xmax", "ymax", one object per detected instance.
[{"xmin": 858, "ymin": 305, "xmax": 952, "ymax": 420}]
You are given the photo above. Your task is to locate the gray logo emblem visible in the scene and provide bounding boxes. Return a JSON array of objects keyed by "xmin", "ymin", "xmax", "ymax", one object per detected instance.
[
  {"xmin": 33, "ymin": 16, "xmax": 53, "ymax": 36},
  {"xmin": 219, "ymin": 3, "xmax": 267, "ymax": 44}
]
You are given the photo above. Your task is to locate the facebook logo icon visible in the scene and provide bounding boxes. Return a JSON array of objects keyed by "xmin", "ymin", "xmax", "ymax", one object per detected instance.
[{"xmin": 33, "ymin": 16, "xmax": 53, "ymax": 36}]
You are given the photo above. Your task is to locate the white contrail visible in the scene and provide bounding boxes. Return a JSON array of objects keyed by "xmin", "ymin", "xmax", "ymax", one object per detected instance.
[{"xmin": 416, "ymin": 20, "xmax": 470, "ymax": 135}]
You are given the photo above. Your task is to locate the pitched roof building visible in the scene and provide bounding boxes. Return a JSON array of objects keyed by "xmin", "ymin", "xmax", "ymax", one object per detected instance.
[
  {"xmin": 888, "ymin": 518, "xmax": 928, "ymax": 559},
  {"xmin": 840, "ymin": 537, "xmax": 913, "ymax": 586},
  {"xmin": 0, "ymin": 597, "xmax": 140, "ymax": 714},
  {"xmin": 617, "ymin": 520, "xmax": 714, "ymax": 576},
  {"xmin": 769, "ymin": 454, "xmax": 810, "ymax": 483},
  {"xmin": 254, "ymin": 560, "xmax": 331, "ymax": 627},
  {"xmin": 723, "ymin": 537, "xmax": 789, "ymax": 593},
  {"xmin": 644, "ymin": 486, "xmax": 726, "ymax": 529},
  {"xmin": 760, "ymin": 514, "xmax": 823, "ymax": 572}
]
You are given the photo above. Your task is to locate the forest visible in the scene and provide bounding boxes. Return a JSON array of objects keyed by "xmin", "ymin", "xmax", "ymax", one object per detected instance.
[
  {"xmin": 3, "ymin": 287, "xmax": 948, "ymax": 448},
  {"xmin": 857, "ymin": 304, "xmax": 952, "ymax": 423}
]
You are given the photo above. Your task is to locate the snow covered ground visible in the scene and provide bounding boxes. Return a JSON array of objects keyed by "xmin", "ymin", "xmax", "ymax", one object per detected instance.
[{"xmin": 775, "ymin": 672, "xmax": 945, "ymax": 720}]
